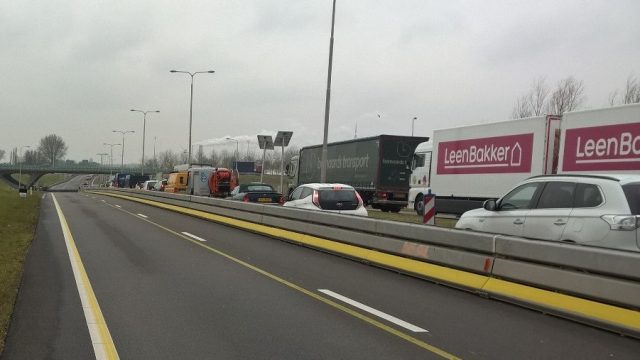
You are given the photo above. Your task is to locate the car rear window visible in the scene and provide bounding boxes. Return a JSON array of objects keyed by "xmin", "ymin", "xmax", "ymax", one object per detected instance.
[
  {"xmin": 622, "ymin": 183, "xmax": 640, "ymax": 215},
  {"xmin": 247, "ymin": 185, "xmax": 273, "ymax": 192},
  {"xmin": 573, "ymin": 183, "xmax": 603, "ymax": 208},
  {"xmin": 318, "ymin": 189, "xmax": 358, "ymax": 210}
]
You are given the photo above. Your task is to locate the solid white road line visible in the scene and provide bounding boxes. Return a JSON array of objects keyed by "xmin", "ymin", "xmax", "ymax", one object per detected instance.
[
  {"xmin": 318, "ymin": 289, "xmax": 428, "ymax": 333},
  {"xmin": 114, "ymin": 205, "xmax": 121, "ymax": 208},
  {"xmin": 51, "ymin": 194, "xmax": 119, "ymax": 359},
  {"xmin": 137, "ymin": 213, "xmax": 148, "ymax": 218},
  {"xmin": 42, "ymin": 194, "xmax": 46, "ymax": 199},
  {"xmin": 181, "ymin": 232, "xmax": 207, "ymax": 242}
]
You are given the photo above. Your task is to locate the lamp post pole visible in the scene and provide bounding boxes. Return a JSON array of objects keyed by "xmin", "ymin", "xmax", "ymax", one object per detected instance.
[
  {"xmin": 225, "ymin": 136, "xmax": 239, "ymax": 172},
  {"xmin": 170, "ymin": 69, "xmax": 215, "ymax": 167},
  {"xmin": 411, "ymin": 116, "xmax": 418, "ymax": 136},
  {"xmin": 112, "ymin": 130, "xmax": 134, "ymax": 173},
  {"xmin": 103, "ymin": 143, "xmax": 121, "ymax": 180},
  {"xmin": 18, "ymin": 145, "xmax": 30, "ymax": 193},
  {"xmin": 320, "ymin": 0, "xmax": 337, "ymax": 183},
  {"xmin": 130, "ymin": 109, "xmax": 159, "ymax": 176}
]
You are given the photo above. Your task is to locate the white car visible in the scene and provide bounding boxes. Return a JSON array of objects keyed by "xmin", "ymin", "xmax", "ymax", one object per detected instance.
[
  {"xmin": 141, "ymin": 180, "xmax": 158, "ymax": 190},
  {"xmin": 455, "ymin": 174, "xmax": 640, "ymax": 251},
  {"xmin": 284, "ymin": 183, "xmax": 368, "ymax": 217}
]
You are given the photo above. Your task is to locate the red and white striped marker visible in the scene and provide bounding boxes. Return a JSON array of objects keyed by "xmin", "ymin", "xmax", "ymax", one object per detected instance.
[{"xmin": 423, "ymin": 192, "xmax": 436, "ymax": 225}]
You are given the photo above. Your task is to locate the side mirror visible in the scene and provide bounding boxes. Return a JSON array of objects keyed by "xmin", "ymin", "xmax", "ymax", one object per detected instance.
[{"xmin": 483, "ymin": 199, "xmax": 497, "ymax": 211}]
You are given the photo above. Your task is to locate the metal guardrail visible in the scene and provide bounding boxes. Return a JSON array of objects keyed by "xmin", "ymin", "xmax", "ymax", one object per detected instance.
[{"xmin": 93, "ymin": 188, "xmax": 640, "ymax": 337}]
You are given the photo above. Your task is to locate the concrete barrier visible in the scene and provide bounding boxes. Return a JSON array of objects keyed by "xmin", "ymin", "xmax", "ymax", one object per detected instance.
[{"xmin": 93, "ymin": 189, "xmax": 640, "ymax": 337}]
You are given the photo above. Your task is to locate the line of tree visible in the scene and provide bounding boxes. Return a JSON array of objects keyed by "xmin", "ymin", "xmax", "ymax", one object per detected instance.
[
  {"xmin": 7, "ymin": 134, "xmax": 68, "ymax": 166},
  {"xmin": 145, "ymin": 146, "xmax": 299, "ymax": 174},
  {"xmin": 512, "ymin": 73, "xmax": 640, "ymax": 119}
]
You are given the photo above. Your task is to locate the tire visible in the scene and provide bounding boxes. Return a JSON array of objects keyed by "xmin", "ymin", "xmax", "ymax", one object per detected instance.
[
  {"xmin": 381, "ymin": 207, "xmax": 390, "ymax": 213},
  {"xmin": 391, "ymin": 206, "xmax": 402, "ymax": 213},
  {"xmin": 415, "ymin": 194, "xmax": 424, "ymax": 216}
]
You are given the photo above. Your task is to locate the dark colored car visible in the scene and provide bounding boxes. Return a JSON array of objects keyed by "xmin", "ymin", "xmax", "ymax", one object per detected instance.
[{"xmin": 228, "ymin": 183, "xmax": 284, "ymax": 204}]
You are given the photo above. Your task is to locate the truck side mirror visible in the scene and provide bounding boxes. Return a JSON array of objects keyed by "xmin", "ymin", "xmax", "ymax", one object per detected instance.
[{"xmin": 483, "ymin": 199, "xmax": 497, "ymax": 211}]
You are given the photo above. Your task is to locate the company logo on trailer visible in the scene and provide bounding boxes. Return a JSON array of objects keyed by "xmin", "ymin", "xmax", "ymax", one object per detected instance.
[
  {"xmin": 437, "ymin": 133, "xmax": 534, "ymax": 174},
  {"xmin": 562, "ymin": 122, "xmax": 640, "ymax": 171}
]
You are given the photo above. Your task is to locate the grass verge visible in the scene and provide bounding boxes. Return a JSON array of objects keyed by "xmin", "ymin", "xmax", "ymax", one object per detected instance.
[{"xmin": 0, "ymin": 182, "xmax": 40, "ymax": 352}]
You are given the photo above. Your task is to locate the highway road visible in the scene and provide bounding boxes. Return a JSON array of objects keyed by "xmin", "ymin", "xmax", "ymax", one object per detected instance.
[
  {"xmin": 2, "ymin": 192, "xmax": 640, "ymax": 359},
  {"xmin": 47, "ymin": 174, "xmax": 91, "ymax": 191}
]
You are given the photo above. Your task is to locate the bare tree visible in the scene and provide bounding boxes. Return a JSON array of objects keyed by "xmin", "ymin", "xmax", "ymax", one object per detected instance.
[
  {"xmin": 195, "ymin": 146, "xmax": 206, "ymax": 164},
  {"xmin": 512, "ymin": 95, "xmax": 532, "ymax": 119},
  {"xmin": 623, "ymin": 74, "xmax": 640, "ymax": 104},
  {"xmin": 23, "ymin": 149, "xmax": 41, "ymax": 165},
  {"xmin": 528, "ymin": 77, "xmax": 549, "ymax": 116},
  {"xmin": 511, "ymin": 76, "xmax": 549, "ymax": 118},
  {"xmin": 158, "ymin": 150, "xmax": 179, "ymax": 170},
  {"xmin": 608, "ymin": 90, "xmax": 619, "ymax": 106},
  {"xmin": 38, "ymin": 134, "xmax": 68, "ymax": 166},
  {"xmin": 547, "ymin": 76, "xmax": 585, "ymax": 115},
  {"xmin": 0, "ymin": 149, "xmax": 5, "ymax": 162}
]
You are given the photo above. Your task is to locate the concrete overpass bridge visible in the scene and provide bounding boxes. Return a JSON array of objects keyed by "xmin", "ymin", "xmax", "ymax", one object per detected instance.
[{"xmin": 0, "ymin": 164, "xmax": 171, "ymax": 189}]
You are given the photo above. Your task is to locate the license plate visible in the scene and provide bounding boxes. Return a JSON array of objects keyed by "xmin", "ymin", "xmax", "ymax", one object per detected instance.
[{"xmin": 258, "ymin": 198, "xmax": 271, "ymax": 202}]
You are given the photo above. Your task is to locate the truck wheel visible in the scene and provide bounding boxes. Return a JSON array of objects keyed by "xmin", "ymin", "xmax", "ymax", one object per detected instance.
[
  {"xmin": 415, "ymin": 194, "xmax": 424, "ymax": 215},
  {"xmin": 381, "ymin": 207, "xmax": 390, "ymax": 212},
  {"xmin": 391, "ymin": 206, "xmax": 402, "ymax": 213}
]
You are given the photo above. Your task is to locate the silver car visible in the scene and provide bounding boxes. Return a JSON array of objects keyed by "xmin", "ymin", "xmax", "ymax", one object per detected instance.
[
  {"xmin": 455, "ymin": 174, "xmax": 640, "ymax": 251},
  {"xmin": 283, "ymin": 183, "xmax": 368, "ymax": 217}
]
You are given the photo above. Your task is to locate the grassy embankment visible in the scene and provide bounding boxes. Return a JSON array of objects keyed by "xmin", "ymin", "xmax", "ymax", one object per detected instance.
[{"xmin": 0, "ymin": 181, "xmax": 40, "ymax": 352}]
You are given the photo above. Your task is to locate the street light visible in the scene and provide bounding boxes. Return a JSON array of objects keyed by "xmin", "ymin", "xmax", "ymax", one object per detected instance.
[
  {"xmin": 170, "ymin": 69, "xmax": 215, "ymax": 167},
  {"xmin": 225, "ymin": 136, "xmax": 239, "ymax": 172},
  {"xmin": 112, "ymin": 130, "xmax": 135, "ymax": 173},
  {"xmin": 320, "ymin": 0, "xmax": 337, "ymax": 183},
  {"xmin": 103, "ymin": 143, "xmax": 121, "ymax": 180},
  {"xmin": 411, "ymin": 116, "xmax": 418, "ymax": 136},
  {"xmin": 18, "ymin": 145, "xmax": 30, "ymax": 194},
  {"xmin": 96, "ymin": 152, "xmax": 108, "ymax": 186},
  {"xmin": 130, "ymin": 109, "xmax": 159, "ymax": 176}
]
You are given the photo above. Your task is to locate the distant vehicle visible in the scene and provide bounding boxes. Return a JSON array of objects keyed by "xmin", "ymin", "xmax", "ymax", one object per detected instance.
[
  {"xmin": 141, "ymin": 180, "xmax": 158, "ymax": 190},
  {"xmin": 284, "ymin": 183, "xmax": 368, "ymax": 217},
  {"xmin": 232, "ymin": 161, "xmax": 256, "ymax": 174},
  {"xmin": 153, "ymin": 179, "xmax": 167, "ymax": 191},
  {"xmin": 187, "ymin": 166, "xmax": 215, "ymax": 196},
  {"xmin": 208, "ymin": 168, "xmax": 237, "ymax": 198},
  {"xmin": 408, "ymin": 103, "xmax": 640, "ymax": 215},
  {"xmin": 287, "ymin": 135, "xmax": 427, "ymax": 213},
  {"xmin": 228, "ymin": 183, "xmax": 284, "ymax": 204},
  {"xmin": 112, "ymin": 173, "xmax": 149, "ymax": 188},
  {"xmin": 165, "ymin": 172, "xmax": 188, "ymax": 193},
  {"xmin": 455, "ymin": 174, "xmax": 640, "ymax": 252}
]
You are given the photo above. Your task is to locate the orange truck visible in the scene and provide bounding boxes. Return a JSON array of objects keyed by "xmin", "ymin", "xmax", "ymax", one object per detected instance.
[
  {"xmin": 165, "ymin": 171, "xmax": 189, "ymax": 193},
  {"xmin": 208, "ymin": 168, "xmax": 237, "ymax": 197}
]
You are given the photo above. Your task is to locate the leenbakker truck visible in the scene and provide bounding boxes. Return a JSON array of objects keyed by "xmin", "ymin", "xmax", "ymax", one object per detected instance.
[
  {"xmin": 408, "ymin": 103, "xmax": 640, "ymax": 215},
  {"xmin": 287, "ymin": 135, "xmax": 428, "ymax": 212}
]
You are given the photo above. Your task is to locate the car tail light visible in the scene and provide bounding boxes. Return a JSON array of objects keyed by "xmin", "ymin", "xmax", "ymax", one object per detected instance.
[
  {"xmin": 377, "ymin": 192, "xmax": 388, "ymax": 199},
  {"xmin": 243, "ymin": 194, "xmax": 250, "ymax": 202},
  {"xmin": 355, "ymin": 191, "xmax": 364, "ymax": 208},
  {"xmin": 278, "ymin": 195, "xmax": 284, "ymax": 205},
  {"xmin": 601, "ymin": 215, "xmax": 639, "ymax": 231},
  {"xmin": 312, "ymin": 190, "xmax": 320, "ymax": 208},
  {"xmin": 333, "ymin": 185, "xmax": 343, "ymax": 190}
]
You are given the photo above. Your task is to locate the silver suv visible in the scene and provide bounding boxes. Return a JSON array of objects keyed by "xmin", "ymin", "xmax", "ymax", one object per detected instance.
[{"xmin": 455, "ymin": 174, "xmax": 640, "ymax": 251}]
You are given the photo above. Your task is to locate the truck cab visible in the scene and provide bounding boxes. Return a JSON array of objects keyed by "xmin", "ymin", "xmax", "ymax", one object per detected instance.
[
  {"xmin": 408, "ymin": 141, "xmax": 433, "ymax": 215},
  {"xmin": 285, "ymin": 155, "xmax": 299, "ymax": 195}
]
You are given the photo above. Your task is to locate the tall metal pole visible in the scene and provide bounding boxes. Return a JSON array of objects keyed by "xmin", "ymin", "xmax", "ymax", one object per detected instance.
[
  {"xmin": 112, "ymin": 130, "xmax": 134, "ymax": 173},
  {"xmin": 104, "ymin": 143, "xmax": 121, "ymax": 180},
  {"xmin": 170, "ymin": 69, "xmax": 215, "ymax": 168},
  {"xmin": 411, "ymin": 116, "xmax": 418, "ymax": 136},
  {"xmin": 320, "ymin": 0, "xmax": 337, "ymax": 183},
  {"xmin": 260, "ymin": 146, "xmax": 267, "ymax": 183},
  {"xmin": 131, "ymin": 109, "xmax": 159, "ymax": 176},
  {"xmin": 18, "ymin": 145, "xmax": 30, "ymax": 193}
]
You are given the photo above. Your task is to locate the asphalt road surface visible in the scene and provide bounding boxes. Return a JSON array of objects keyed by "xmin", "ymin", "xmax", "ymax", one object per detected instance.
[
  {"xmin": 47, "ymin": 175, "xmax": 91, "ymax": 191},
  {"xmin": 3, "ymin": 192, "xmax": 640, "ymax": 359}
]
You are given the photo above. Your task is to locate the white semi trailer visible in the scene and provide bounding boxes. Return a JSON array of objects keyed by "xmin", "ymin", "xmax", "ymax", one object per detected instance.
[{"xmin": 409, "ymin": 103, "xmax": 640, "ymax": 215}]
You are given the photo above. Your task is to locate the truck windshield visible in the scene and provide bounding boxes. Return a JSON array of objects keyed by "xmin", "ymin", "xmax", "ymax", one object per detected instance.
[{"xmin": 622, "ymin": 183, "xmax": 640, "ymax": 215}]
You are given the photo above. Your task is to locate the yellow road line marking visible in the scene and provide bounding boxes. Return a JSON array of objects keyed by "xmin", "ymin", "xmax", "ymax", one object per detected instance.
[
  {"xmin": 101, "ymin": 195, "xmax": 461, "ymax": 359},
  {"xmin": 93, "ymin": 191, "xmax": 640, "ymax": 333},
  {"xmin": 52, "ymin": 194, "xmax": 119, "ymax": 360}
]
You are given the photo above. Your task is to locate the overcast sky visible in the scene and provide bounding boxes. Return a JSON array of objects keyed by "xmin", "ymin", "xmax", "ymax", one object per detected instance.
[{"xmin": 1, "ymin": 0, "xmax": 639, "ymax": 163}]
